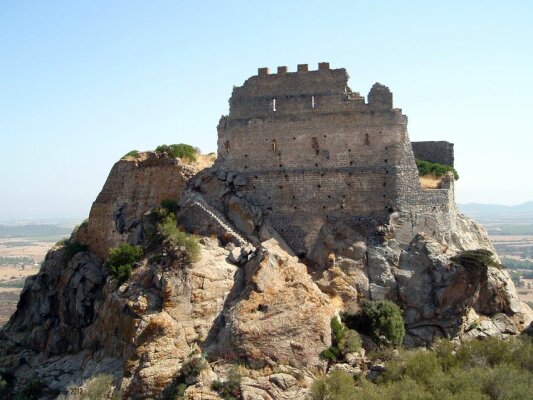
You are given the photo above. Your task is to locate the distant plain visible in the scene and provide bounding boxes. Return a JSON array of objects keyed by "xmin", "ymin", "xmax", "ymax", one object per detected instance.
[{"xmin": 0, "ymin": 222, "xmax": 74, "ymax": 326}]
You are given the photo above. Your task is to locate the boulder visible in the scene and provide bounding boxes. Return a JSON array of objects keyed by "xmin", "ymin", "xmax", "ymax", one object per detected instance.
[{"xmin": 214, "ymin": 239, "xmax": 335, "ymax": 369}]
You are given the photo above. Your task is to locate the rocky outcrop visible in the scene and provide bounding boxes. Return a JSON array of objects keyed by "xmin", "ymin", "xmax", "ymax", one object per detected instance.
[
  {"xmin": 311, "ymin": 212, "xmax": 532, "ymax": 347},
  {"xmin": 76, "ymin": 152, "xmax": 200, "ymax": 259},
  {"xmin": 82, "ymin": 237, "xmax": 239, "ymax": 399},
  {"xmin": 1, "ymin": 154, "xmax": 532, "ymax": 399},
  {"xmin": 212, "ymin": 239, "xmax": 335, "ymax": 370},
  {"xmin": 0, "ymin": 246, "xmax": 106, "ymax": 363}
]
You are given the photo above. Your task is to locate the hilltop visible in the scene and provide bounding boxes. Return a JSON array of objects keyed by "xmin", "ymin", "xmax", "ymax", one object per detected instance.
[{"xmin": 0, "ymin": 65, "xmax": 531, "ymax": 400}]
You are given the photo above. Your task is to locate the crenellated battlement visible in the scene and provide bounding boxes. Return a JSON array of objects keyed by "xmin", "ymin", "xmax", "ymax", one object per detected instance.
[
  {"xmin": 228, "ymin": 62, "xmax": 400, "ymax": 120},
  {"xmin": 256, "ymin": 62, "xmax": 330, "ymax": 77}
]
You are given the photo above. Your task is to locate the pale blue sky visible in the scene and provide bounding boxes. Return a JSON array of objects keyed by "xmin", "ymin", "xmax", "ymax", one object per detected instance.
[{"xmin": 1, "ymin": 1, "xmax": 532, "ymax": 220}]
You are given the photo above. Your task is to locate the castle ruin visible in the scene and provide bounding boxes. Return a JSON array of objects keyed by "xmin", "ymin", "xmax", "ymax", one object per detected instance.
[{"xmin": 213, "ymin": 63, "xmax": 457, "ymax": 255}]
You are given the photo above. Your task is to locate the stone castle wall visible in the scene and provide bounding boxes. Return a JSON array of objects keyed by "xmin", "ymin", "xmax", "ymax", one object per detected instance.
[
  {"xmin": 214, "ymin": 64, "xmax": 456, "ymax": 254},
  {"xmin": 412, "ymin": 141, "xmax": 455, "ymax": 166}
]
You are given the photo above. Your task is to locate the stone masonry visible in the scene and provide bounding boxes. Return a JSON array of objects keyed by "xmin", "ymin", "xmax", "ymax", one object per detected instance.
[
  {"xmin": 412, "ymin": 141, "xmax": 455, "ymax": 166},
  {"xmin": 214, "ymin": 63, "xmax": 456, "ymax": 255}
]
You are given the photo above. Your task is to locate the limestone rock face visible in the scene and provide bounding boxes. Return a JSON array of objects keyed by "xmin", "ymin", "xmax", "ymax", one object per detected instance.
[
  {"xmin": 76, "ymin": 152, "xmax": 198, "ymax": 259},
  {"xmin": 213, "ymin": 239, "xmax": 335, "ymax": 370}
]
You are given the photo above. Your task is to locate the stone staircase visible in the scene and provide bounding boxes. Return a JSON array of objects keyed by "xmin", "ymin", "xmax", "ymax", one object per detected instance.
[{"xmin": 180, "ymin": 192, "xmax": 250, "ymax": 248}]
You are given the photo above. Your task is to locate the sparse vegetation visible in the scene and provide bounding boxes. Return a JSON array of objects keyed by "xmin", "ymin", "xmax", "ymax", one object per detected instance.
[
  {"xmin": 312, "ymin": 369, "xmax": 357, "ymax": 400},
  {"xmin": 159, "ymin": 218, "xmax": 200, "ymax": 264},
  {"xmin": 155, "ymin": 144, "xmax": 197, "ymax": 162},
  {"xmin": 211, "ymin": 368, "xmax": 242, "ymax": 400},
  {"xmin": 105, "ymin": 243, "xmax": 143, "ymax": 284},
  {"xmin": 62, "ymin": 240, "xmax": 88, "ymax": 266},
  {"xmin": 415, "ymin": 158, "xmax": 459, "ymax": 180},
  {"xmin": 145, "ymin": 201, "xmax": 200, "ymax": 264},
  {"xmin": 451, "ymin": 249, "xmax": 502, "ymax": 276},
  {"xmin": 57, "ymin": 374, "xmax": 119, "ymax": 400},
  {"xmin": 83, "ymin": 374, "xmax": 115, "ymax": 399},
  {"xmin": 315, "ymin": 336, "xmax": 533, "ymax": 399},
  {"xmin": 490, "ymin": 224, "xmax": 533, "ymax": 236},
  {"xmin": 166, "ymin": 355, "xmax": 209, "ymax": 399},
  {"xmin": 123, "ymin": 150, "xmax": 140, "ymax": 158},
  {"xmin": 181, "ymin": 355, "xmax": 208, "ymax": 380},
  {"xmin": 167, "ymin": 382, "xmax": 187, "ymax": 400},
  {"xmin": 78, "ymin": 219, "xmax": 88, "ymax": 231}
]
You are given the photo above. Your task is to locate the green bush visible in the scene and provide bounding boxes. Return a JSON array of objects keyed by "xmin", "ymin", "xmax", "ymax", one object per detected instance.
[
  {"xmin": 145, "ymin": 203, "xmax": 200, "ymax": 264},
  {"xmin": 170, "ymin": 383, "xmax": 187, "ymax": 400},
  {"xmin": 105, "ymin": 243, "xmax": 143, "ymax": 284},
  {"xmin": 353, "ymin": 376, "xmax": 433, "ymax": 400},
  {"xmin": 416, "ymin": 159, "xmax": 459, "ymax": 180},
  {"xmin": 62, "ymin": 240, "xmax": 88, "ymax": 266},
  {"xmin": 122, "ymin": 150, "xmax": 140, "ymax": 158},
  {"xmin": 340, "ymin": 329, "xmax": 362, "ymax": 354},
  {"xmin": 455, "ymin": 336, "xmax": 514, "ymax": 368},
  {"xmin": 321, "ymin": 318, "xmax": 344, "ymax": 360},
  {"xmin": 317, "ymin": 336, "xmax": 533, "ymax": 400},
  {"xmin": 331, "ymin": 316, "xmax": 347, "ymax": 342},
  {"xmin": 155, "ymin": 144, "xmax": 197, "ymax": 162},
  {"xmin": 159, "ymin": 216, "xmax": 200, "ymax": 264},
  {"xmin": 450, "ymin": 249, "xmax": 502, "ymax": 275},
  {"xmin": 312, "ymin": 370, "xmax": 356, "ymax": 400},
  {"xmin": 451, "ymin": 249, "xmax": 502, "ymax": 271},
  {"xmin": 322, "ymin": 317, "xmax": 362, "ymax": 361},
  {"xmin": 432, "ymin": 339, "xmax": 458, "ymax": 372},
  {"xmin": 403, "ymin": 351, "xmax": 441, "ymax": 386},
  {"xmin": 321, "ymin": 346, "xmax": 341, "ymax": 361},
  {"xmin": 362, "ymin": 300, "xmax": 405, "ymax": 347}
]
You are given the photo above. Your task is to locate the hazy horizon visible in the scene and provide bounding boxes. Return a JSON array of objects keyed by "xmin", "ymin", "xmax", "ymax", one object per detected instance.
[{"xmin": 1, "ymin": 1, "xmax": 533, "ymax": 220}]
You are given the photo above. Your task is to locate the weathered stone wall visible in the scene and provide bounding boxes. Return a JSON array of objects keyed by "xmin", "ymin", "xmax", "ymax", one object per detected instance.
[
  {"xmin": 411, "ymin": 141, "xmax": 454, "ymax": 166},
  {"xmin": 215, "ymin": 64, "xmax": 456, "ymax": 254},
  {"xmin": 76, "ymin": 153, "xmax": 197, "ymax": 259}
]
